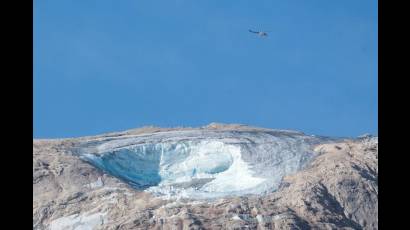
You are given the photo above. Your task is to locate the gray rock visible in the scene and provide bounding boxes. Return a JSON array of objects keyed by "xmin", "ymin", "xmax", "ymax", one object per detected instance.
[{"xmin": 33, "ymin": 124, "xmax": 378, "ymax": 229}]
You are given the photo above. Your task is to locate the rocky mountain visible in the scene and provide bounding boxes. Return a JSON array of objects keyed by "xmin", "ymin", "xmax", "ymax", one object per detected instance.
[{"xmin": 33, "ymin": 123, "xmax": 378, "ymax": 229}]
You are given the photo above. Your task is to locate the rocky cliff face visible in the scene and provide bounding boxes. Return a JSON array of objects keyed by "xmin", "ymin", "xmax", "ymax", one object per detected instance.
[{"xmin": 33, "ymin": 124, "xmax": 378, "ymax": 230}]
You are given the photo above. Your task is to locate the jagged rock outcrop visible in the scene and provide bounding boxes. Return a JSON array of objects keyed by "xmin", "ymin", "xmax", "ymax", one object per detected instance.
[{"xmin": 33, "ymin": 124, "xmax": 378, "ymax": 229}]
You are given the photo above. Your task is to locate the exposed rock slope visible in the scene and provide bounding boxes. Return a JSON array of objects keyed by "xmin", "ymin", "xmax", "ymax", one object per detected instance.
[{"xmin": 33, "ymin": 124, "xmax": 377, "ymax": 229}]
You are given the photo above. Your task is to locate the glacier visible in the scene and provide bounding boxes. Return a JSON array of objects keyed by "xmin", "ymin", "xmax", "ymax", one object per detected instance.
[{"xmin": 77, "ymin": 129, "xmax": 333, "ymax": 199}]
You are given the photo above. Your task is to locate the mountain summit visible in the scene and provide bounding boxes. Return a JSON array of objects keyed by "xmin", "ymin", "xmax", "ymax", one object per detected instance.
[{"xmin": 33, "ymin": 124, "xmax": 378, "ymax": 229}]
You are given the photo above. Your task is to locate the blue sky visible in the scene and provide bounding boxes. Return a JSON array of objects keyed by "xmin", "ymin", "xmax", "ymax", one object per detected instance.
[{"xmin": 34, "ymin": 0, "xmax": 378, "ymax": 138}]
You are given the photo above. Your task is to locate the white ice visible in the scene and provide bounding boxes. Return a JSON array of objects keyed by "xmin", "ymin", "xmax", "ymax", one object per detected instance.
[{"xmin": 79, "ymin": 130, "xmax": 321, "ymax": 199}]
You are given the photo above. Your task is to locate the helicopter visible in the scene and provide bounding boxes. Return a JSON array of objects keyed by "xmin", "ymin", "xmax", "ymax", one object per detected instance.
[{"xmin": 249, "ymin": 29, "xmax": 268, "ymax": 37}]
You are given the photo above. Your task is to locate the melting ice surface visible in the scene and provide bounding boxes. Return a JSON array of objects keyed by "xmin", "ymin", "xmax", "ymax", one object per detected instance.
[{"xmin": 79, "ymin": 130, "xmax": 328, "ymax": 199}]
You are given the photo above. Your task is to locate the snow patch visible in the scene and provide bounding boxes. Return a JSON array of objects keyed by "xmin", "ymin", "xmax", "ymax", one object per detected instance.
[
  {"xmin": 49, "ymin": 212, "xmax": 106, "ymax": 230},
  {"xmin": 86, "ymin": 177, "xmax": 103, "ymax": 189},
  {"xmin": 232, "ymin": 215, "xmax": 242, "ymax": 221}
]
